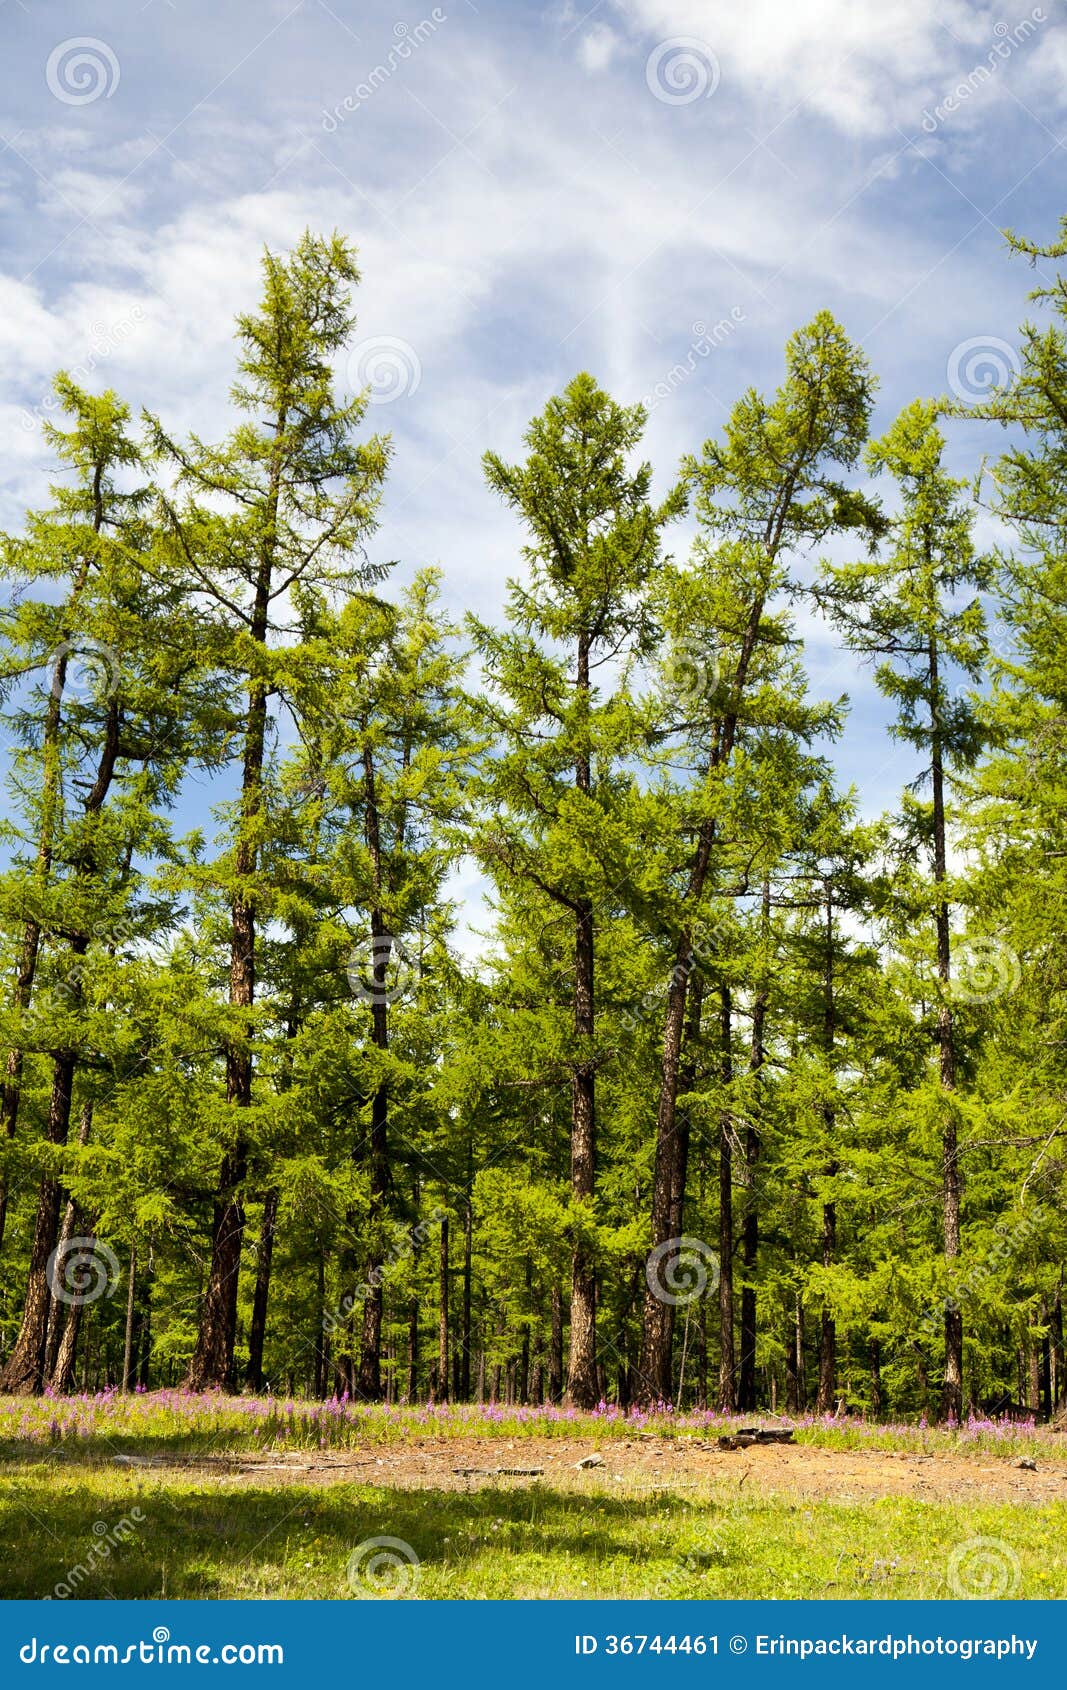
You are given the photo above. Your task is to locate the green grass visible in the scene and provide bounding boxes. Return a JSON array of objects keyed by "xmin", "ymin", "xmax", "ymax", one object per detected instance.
[
  {"xmin": 3, "ymin": 1394, "xmax": 1063, "ymax": 1599},
  {"xmin": 1, "ymin": 1458, "xmax": 1064, "ymax": 1600}
]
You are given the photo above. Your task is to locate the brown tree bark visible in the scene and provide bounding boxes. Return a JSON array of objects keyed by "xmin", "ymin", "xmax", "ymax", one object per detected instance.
[
  {"xmin": 460, "ymin": 1193, "xmax": 472, "ymax": 1400},
  {"xmin": 0, "ymin": 538, "xmax": 96, "ymax": 1252},
  {"xmin": 437, "ymin": 1214, "xmax": 450, "ymax": 1402},
  {"xmin": 549, "ymin": 1282, "xmax": 564, "ymax": 1403},
  {"xmin": 122, "ymin": 1245, "xmax": 137, "ymax": 1391},
  {"xmin": 1, "ymin": 693, "xmax": 121, "ymax": 1396},
  {"xmin": 245, "ymin": 1188, "xmax": 279, "ymax": 1392},
  {"xmin": 870, "ymin": 1337, "xmax": 883, "ymax": 1418},
  {"xmin": 0, "ymin": 1047, "xmax": 80, "ymax": 1393},
  {"xmin": 717, "ymin": 986, "xmax": 736, "ymax": 1412}
]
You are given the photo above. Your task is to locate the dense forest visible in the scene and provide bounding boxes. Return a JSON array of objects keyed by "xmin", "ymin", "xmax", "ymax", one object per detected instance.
[{"xmin": 0, "ymin": 221, "xmax": 1064, "ymax": 1424}]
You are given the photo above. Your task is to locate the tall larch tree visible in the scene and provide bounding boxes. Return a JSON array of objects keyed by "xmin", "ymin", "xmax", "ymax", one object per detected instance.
[
  {"xmin": 472, "ymin": 374, "xmax": 684, "ymax": 1406},
  {"xmin": 150, "ymin": 232, "xmax": 389, "ymax": 1390}
]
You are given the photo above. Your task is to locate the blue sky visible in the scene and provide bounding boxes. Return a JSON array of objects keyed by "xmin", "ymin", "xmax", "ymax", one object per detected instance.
[{"xmin": 1, "ymin": 0, "xmax": 1064, "ymax": 935}]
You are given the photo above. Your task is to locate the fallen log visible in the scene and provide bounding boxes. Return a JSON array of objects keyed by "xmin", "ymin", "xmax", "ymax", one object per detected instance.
[
  {"xmin": 452, "ymin": 1465, "xmax": 544, "ymax": 1477},
  {"xmin": 718, "ymin": 1428, "xmax": 795, "ymax": 1450}
]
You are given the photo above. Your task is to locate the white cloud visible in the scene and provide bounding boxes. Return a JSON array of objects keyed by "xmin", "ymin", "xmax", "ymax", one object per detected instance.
[
  {"xmin": 579, "ymin": 24, "xmax": 622, "ymax": 74},
  {"xmin": 608, "ymin": 0, "xmax": 1058, "ymax": 135}
]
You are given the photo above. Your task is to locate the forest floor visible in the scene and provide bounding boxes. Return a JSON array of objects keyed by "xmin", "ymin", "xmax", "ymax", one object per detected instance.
[{"xmin": 2, "ymin": 1396, "xmax": 1066, "ymax": 1600}]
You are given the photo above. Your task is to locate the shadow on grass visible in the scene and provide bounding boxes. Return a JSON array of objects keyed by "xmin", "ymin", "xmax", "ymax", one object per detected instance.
[
  {"xmin": 0, "ymin": 1475, "xmax": 721, "ymax": 1599},
  {"xmin": 0, "ymin": 1431, "xmax": 272, "ymax": 1464}
]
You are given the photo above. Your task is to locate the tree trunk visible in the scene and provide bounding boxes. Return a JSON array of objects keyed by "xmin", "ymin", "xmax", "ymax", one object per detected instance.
[
  {"xmin": 816, "ymin": 1199, "xmax": 837, "ymax": 1415},
  {"xmin": 549, "ymin": 1282, "xmax": 564, "ymax": 1403},
  {"xmin": 0, "ymin": 919, "xmax": 43, "ymax": 1253},
  {"xmin": 42, "ymin": 1101, "xmax": 95, "ymax": 1386},
  {"xmin": 122, "ymin": 1246, "xmax": 137, "ymax": 1391},
  {"xmin": 870, "ymin": 1338, "xmax": 883, "ymax": 1419},
  {"xmin": 930, "ymin": 639, "xmax": 963, "ymax": 1423},
  {"xmin": 460, "ymin": 1194, "xmax": 472, "ymax": 1400},
  {"xmin": 314, "ymin": 1249, "xmax": 328, "ymax": 1398},
  {"xmin": 0, "ymin": 552, "xmax": 95, "ymax": 1250},
  {"xmin": 565, "ymin": 630, "xmax": 599, "ymax": 1409},
  {"xmin": 1039, "ymin": 1314, "xmax": 1052, "ymax": 1420},
  {"xmin": 816, "ymin": 875, "xmax": 838, "ymax": 1416},
  {"xmin": 0, "ymin": 1046, "xmax": 80, "ymax": 1393},
  {"xmin": 437, "ymin": 1214, "xmax": 449, "ymax": 1402},
  {"xmin": 185, "ymin": 1144, "xmax": 247, "ymax": 1391},
  {"xmin": 138, "ymin": 1266, "xmax": 153, "ymax": 1389},
  {"xmin": 637, "ymin": 946, "xmax": 695, "ymax": 1402},
  {"xmin": 717, "ymin": 986, "xmax": 736, "ymax": 1411},
  {"xmin": 186, "ymin": 574, "xmax": 272, "ymax": 1391},
  {"xmin": 407, "ymin": 1293, "xmax": 420, "ymax": 1403},
  {"xmin": 567, "ymin": 901, "xmax": 598, "ymax": 1406},
  {"xmin": 1, "ymin": 697, "xmax": 121, "ymax": 1394},
  {"xmin": 638, "ymin": 572, "xmax": 772, "ymax": 1402},
  {"xmin": 245, "ymin": 1188, "xmax": 278, "ymax": 1392},
  {"xmin": 739, "ymin": 904, "xmax": 769, "ymax": 1413},
  {"xmin": 356, "ymin": 743, "xmax": 394, "ymax": 1401}
]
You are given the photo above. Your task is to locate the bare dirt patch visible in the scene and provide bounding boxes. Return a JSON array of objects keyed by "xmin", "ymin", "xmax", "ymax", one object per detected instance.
[{"xmin": 113, "ymin": 1435, "xmax": 1067, "ymax": 1507}]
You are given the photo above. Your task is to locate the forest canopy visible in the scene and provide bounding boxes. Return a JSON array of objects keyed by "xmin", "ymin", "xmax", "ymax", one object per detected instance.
[{"xmin": 1, "ymin": 223, "xmax": 1065, "ymax": 1424}]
